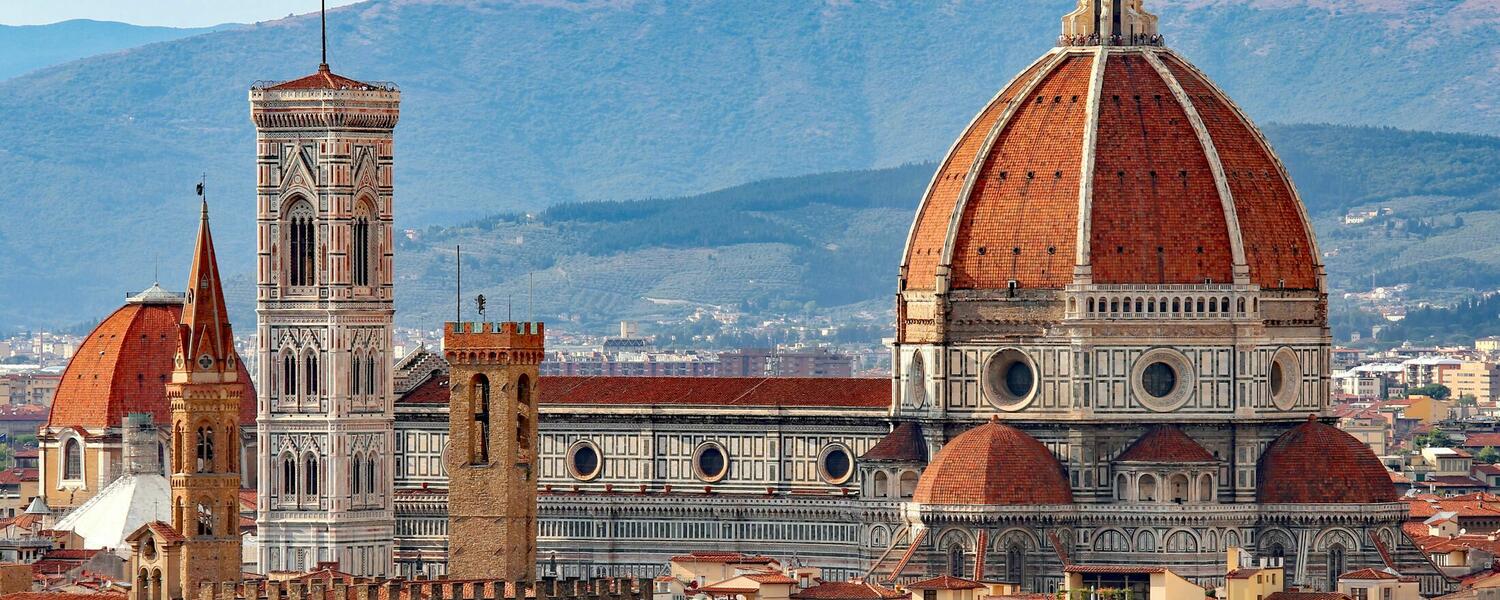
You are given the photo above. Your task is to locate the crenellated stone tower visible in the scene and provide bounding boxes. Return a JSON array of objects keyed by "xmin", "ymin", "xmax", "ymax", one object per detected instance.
[
  {"xmin": 443, "ymin": 321, "xmax": 544, "ymax": 580},
  {"xmin": 250, "ymin": 61, "xmax": 400, "ymax": 576}
]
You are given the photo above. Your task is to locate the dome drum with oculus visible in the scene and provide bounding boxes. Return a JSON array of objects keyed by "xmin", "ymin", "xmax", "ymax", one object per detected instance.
[
  {"xmin": 1130, "ymin": 348, "xmax": 1196, "ymax": 412},
  {"xmin": 983, "ymin": 349, "xmax": 1037, "ymax": 412},
  {"xmin": 567, "ymin": 440, "xmax": 602, "ymax": 481},
  {"xmin": 693, "ymin": 442, "xmax": 728, "ymax": 483}
]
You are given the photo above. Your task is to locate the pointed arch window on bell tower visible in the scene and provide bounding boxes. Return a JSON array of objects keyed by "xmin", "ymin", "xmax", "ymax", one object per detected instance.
[
  {"xmin": 286, "ymin": 199, "xmax": 317, "ymax": 287},
  {"xmin": 195, "ymin": 426, "xmax": 215, "ymax": 473},
  {"xmin": 353, "ymin": 201, "xmax": 374, "ymax": 287}
]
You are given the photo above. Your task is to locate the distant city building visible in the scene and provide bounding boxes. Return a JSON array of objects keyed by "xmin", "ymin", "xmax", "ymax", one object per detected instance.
[
  {"xmin": 1332, "ymin": 347, "xmax": 1366, "ymax": 371},
  {"xmin": 718, "ymin": 347, "xmax": 852, "ymax": 378},
  {"xmin": 1450, "ymin": 362, "xmax": 1500, "ymax": 402},
  {"xmin": 1404, "ymin": 356, "xmax": 1463, "ymax": 388},
  {"xmin": 1477, "ymin": 337, "xmax": 1500, "ymax": 356},
  {"xmin": 0, "ymin": 374, "xmax": 60, "ymax": 406},
  {"xmin": 540, "ymin": 352, "xmax": 720, "ymax": 377}
]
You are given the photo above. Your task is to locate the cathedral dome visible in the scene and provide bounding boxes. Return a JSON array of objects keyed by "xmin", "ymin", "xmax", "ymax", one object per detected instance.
[
  {"xmin": 913, "ymin": 419, "xmax": 1072, "ymax": 505},
  {"xmin": 1257, "ymin": 418, "xmax": 1396, "ymax": 504},
  {"xmin": 899, "ymin": 40, "xmax": 1320, "ymax": 296},
  {"xmin": 47, "ymin": 290, "xmax": 255, "ymax": 430}
]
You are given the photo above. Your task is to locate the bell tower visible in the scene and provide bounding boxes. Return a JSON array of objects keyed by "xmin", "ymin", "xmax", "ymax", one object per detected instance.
[
  {"xmin": 249, "ymin": 55, "xmax": 400, "ymax": 575},
  {"xmin": 168, "ymin": 201, "xmax": 244, "ymax": 591},
  {"xmin": 443, "ymin": 321, "xmax": 544, "ymax": 580}
]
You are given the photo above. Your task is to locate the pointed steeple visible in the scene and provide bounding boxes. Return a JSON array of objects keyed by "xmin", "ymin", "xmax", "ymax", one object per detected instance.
[{"xmin": 178, "ymin": 199, "xmax": 235, "ymax": 377}]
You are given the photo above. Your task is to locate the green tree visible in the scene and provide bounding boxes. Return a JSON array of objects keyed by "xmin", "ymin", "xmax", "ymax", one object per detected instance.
[
  {"xmin": 1413, "ymin": 430, "xmax": 1456, "ymax": 449},
  {"xmin": 1409, "ymin": 384, "xmax": 1452, "ymax": 400},
  {"xmin": 1459, "ymin": 394, "xmax": 1479, "ymax": 407},
  {"xmin": 1477, "ymin": 446, "xmax": 1500, "ymax": 464}
]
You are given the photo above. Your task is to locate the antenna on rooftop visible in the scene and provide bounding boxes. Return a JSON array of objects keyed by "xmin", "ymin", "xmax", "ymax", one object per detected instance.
[
  {"xmin": 320, "ymin": 0, "xmax": 328, "ymax": 68},
  {"xmin": 455, "ymin": 245, "xmax": 462, "ymax": 323}
]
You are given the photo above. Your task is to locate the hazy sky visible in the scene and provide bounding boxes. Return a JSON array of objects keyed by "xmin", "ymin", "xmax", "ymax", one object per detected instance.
[{"xmin": 1, "ymin": 0, "xmax": 365, "ymax": 28}]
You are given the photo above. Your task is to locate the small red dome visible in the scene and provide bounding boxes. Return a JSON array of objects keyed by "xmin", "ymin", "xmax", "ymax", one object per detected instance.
[
  {"xmin": 913, "ymin": 420, "xmax": 1072, "ymax": 505},
  {"xmin": 48, "ymin": 293, "xmax": 255, "ymax": 430},
  {"xmin": 1257, "ymin": 418, "xmax": 1395, "ymax": 504},
  {"xmin": 901, "ymin": 48, "xmax": 1319, "ymax": 294}
]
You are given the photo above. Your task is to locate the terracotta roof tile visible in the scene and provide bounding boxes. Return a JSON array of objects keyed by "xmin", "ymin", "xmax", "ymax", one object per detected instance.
[
  {"xmin": 913, "ymin": 419, "xmax": 1072, "ymax": 506},
  {"xmin": 906, "ymin": 575, "xmax": 984, "ymax": 590},
  {"xmin": 1405, "ymin": 493, "xmax": 1500, "ymax": 518},
  {"xmin": 1257, "ymin": 418, "xmax": 1396, "ymax": 504},
  {"xmin": 48, "ymin": 302, "xmax": 255, "ymax": 429},
  {"xmin": 0, "ymin": 594, "xmax": 126, "ymax": 600},
  {"xmin": 1162, "ymin": 54, "xmax": 1318, "ymax": 290},
  {"xmin": 901, "ymin": 48, "xmax": 1320, "ymax": 299},
  {"xmin": 266, "ymin": 65, "xmax": 379, "ymax": 91},
  {"xmin": 1091, "ymin": 53, "xmax": 1233, "ymax": 285},
  {"xmin": 1462, "ymin": 433, "xmax": 1500, "ymax": 447},
  {"xmin": 402, "ymin": 375, "xmax": 889, "ymax": 409},
  {"xmin": 1063, "ymin": 565, "xmax": 1167, "ymax": 574},
  {"xmin": 948, "ymin": 54, "xmax": 1093, "ymax": 290},
  {"xmin": 861, "ymin": 422, "xmax": 926, "ymax": 462},
  {"xmin": 0, "ymin": 468, "xmax": 38, "ymax": 484},
  {"xmin": 789, "ymin": 582, "xmax": 905, "ymax": 600},
  {"xmin": 1115, "ymin": 426, "xmax": 1215, "ymax": 463},
  {"xmin": 904, "ymin": 58, "xmax": 1051, "ymax": 292},
  {"xmin": 1338, "ymin": 568, "xmax": 1397, "ymax": 580}
]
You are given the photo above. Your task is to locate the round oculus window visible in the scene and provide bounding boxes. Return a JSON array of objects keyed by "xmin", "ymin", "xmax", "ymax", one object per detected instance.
[
  {"xmin": 819, "ymin": 444, "xmax": 854, "ymax": 485},
  {"xmin": 567, "ymin": 441, "xmax": 602, "ymax": 481},
  {"xmin": 1130, "ymin": 348, "xmax": 1196, "ymax": 412},
  {"xmin": 982, "ymin": 349, "xmax": 1038, "ymax": 411},
  {"xmin": 1141, "ymin": 363, "xmax": 1177, "ymax": 399},
  {"xmin": 693, "ymin": 442, "xmax": 728, "ymax": 483},
  {"xmin": 1269, "ymin": 347, "xmax": 1302, "ymax": 411}
]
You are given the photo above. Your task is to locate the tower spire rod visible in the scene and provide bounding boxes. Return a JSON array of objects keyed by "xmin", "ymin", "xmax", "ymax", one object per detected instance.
[
  {"xmin": 456, "ymin": 245, "xmax": 462, "ymax": 324},
  {"xmin": 320, "ymin": 0, "xmax": 328, "ymax": 68}
]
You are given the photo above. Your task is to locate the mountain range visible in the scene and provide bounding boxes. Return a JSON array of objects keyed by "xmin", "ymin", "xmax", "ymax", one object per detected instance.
[
  {"xmin": 1, "ymin": 0, "xmax": 1495, "ymax": 328},
  {"xmin": 0, "ymin": 19, "xmax": 234, "ymax": 80}
]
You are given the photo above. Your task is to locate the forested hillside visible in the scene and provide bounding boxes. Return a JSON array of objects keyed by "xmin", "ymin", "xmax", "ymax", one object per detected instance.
[{"xmin": 3, "ymin": 0, "xmax": 1499, "ymax": 325}]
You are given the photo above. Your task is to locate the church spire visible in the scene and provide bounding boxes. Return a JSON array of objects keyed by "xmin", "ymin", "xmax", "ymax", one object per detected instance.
[{"xmin": 178, "ymin": 196, "xmax": 234, "ymax": 376}]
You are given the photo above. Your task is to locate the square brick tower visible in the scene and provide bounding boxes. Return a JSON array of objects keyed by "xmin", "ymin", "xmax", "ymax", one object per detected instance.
[{"xmin": 443, "ymin": 321, "xmax": 543, "ymax": 580}]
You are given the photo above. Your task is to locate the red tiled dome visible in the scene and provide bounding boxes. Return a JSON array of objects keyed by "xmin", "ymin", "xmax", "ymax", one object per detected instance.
[
  {"xmin": 48, "ymin": 295, "xmax": 255, "ymax": 430},
  {"xmin": 1257, "ymin": 418, "xmax": 1396, "ymax": 504},
  {"xmin": 1115, "ymin": 426, "xmax": 1216, "ymax": 463},
  {"xmin": 901, "ymin": 47, "xmax": 1319, "ymax": 293},
  {"xmin": 913, "ymin": 420, "xmax": 1072, "ymax": 505}
]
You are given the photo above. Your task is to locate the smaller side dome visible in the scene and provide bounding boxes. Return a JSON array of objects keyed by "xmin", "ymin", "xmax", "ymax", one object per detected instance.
[
  {"xmin": 913, "ymin": 419, "xmax": 1072, "ymax": 505},
  {"xmin": 1115, "ymin": 426, "xmax": 1216, "ymax": 463},
  {"xmin": 1258, "ymin": 418, "xmax": 1396, "ymax": 504}
]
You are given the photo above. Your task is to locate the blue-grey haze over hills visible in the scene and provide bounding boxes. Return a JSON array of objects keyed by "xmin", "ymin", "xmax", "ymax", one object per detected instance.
[
  {"xmin": 0, "ymin": 20, "xmax": 236, "ymax": 80},
  {"xmin": 0, "ymin": 0, "xmax": 1497, "ymax": 331}
]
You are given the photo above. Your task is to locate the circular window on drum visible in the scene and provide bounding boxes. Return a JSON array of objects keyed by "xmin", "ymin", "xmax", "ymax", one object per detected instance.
[
  {"xmin": 818, "ymin": 444, "xmax": 854, "ymax": 485},
  {"xmin": 982, "ymin": 348, "xmax": 1038, "ymax": 411},
  {"xmin": 1269, "ymin": 347, "xmax": 1302, "ymax": 411},
  {"xmin": 567, "ymin": 440, "xmax": 602, "ymax": 481},
  {"xmin": 1130, "ymin": 348, "xmax": 1196, "ymax": 412},
  {"xmin": 693, "ymin": 441, "xmax": 729, "ymax": 483}
]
